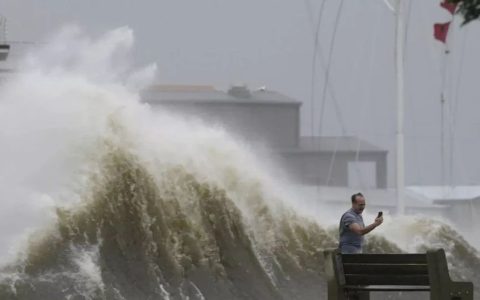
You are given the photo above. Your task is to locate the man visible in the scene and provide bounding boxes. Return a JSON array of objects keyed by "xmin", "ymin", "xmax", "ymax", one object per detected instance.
[{"xmin": 338, "ymin": 193, "xmax": 383, "ymax": 254}]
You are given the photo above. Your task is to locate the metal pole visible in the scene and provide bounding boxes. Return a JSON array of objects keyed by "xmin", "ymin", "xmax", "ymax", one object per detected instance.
[{"xmin": 395, "ymin": 0, "xmax": 405, "ymax": 215}]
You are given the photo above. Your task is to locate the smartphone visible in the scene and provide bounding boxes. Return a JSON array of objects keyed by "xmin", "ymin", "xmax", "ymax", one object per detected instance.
[{"xmin": 377, "ymin": 211, "xmax": 383, "ymax": 218}]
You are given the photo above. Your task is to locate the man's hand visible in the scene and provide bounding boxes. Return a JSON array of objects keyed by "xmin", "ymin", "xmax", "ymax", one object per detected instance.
[
  {"xmin": 349, "ymin": 216, "xmax": 384, "ymax": 236},
  {"xmin": 374, "ymin": 216, "xmax": 384, "ymax": 227}
]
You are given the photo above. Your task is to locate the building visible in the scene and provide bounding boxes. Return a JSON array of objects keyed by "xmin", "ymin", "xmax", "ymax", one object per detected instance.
[
  {"xmin": 433, "ymin": 197, "xmax": 480, "ymax": 242},
  {"xmin": 0, "ymin": 44, "xmax": 9, "ymax": 61},
  {"xmin": 142, "ymin": 84, "xmax": 388, "ymax": 188},
  {"xmin": 278, "ymin": 136, "xmax": 387, "ymax": 188},
  {"xmin": 0, "ymin": 16, "xmax": 10, "ymax": 62},
  {"xmin": 0, "ymin": 22, "xmax": 12, "ymax": 84},
  {"xmin": 407, "ymin": 186, "xmax": 480, "ymax": 243},
  {"xmin": 142, "ymin": 84, "xmax": 300, "ymax": 148},
  {"xmin": 293, "ymin": 185, "xmax": 445, "ymax": 218}
]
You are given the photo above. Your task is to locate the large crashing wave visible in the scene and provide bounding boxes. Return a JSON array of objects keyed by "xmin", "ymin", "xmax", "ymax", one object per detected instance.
[
  {"xmin": 0, "ymin": 138, "xmax": 336, "ymax": 299},
  {"xmin": 0, "ymin": 27, "xmax": 478, "ymax": 299}
]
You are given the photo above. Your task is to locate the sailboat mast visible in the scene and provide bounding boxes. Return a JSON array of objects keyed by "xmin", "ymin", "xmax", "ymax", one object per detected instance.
[{"xmin": 395, "ymin": 0, "xmax": 406, "ymax": 215}]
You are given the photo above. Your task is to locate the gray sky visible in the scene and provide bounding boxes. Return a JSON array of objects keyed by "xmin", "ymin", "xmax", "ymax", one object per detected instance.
[{"xmin": 1, "ymin": 0, "xmax": 480, "ymax": 186}]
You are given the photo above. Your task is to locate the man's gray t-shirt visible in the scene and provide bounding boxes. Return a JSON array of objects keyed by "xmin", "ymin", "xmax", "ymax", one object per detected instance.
[{"xmin": 339, "ymin": 208, "xmax": 365, "ymax": 247}]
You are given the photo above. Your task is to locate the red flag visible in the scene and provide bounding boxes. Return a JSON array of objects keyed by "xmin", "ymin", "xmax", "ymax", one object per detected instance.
[
  {"xmin": 434, "ymin": 22, "xmax": 450, "ymax": 43},
  {"xmin": 440, "ymin": 0, "xmax": 457, "ymax": 14}
]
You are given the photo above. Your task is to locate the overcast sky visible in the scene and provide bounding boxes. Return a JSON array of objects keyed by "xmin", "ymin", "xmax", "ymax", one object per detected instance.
[{"xmin": 1, "ymin": 0, "xmax": 480, "ymax": 186}]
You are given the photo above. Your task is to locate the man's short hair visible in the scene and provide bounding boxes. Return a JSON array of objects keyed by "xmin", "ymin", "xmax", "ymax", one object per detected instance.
[{"xmin": 351, "ymin": 192, "xmax": 364, "ymax": 203}]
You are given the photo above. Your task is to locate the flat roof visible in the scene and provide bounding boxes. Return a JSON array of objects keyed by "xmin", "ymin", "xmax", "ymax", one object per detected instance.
[
  {"xmin": 293, "ymin": 185, "xmax": 444, "ymax": 209},
  {"xmin": 280, "ymin": 136, "xmax": 387, "ymax": 153},
  {"xmin": 141, "ymin": 85, "xmax": 301, "ymax": 105},
  {"xmin": 407, "ymin": 186, "xmax": 480, "ymax": 201},
  {"xmin": 433, "ymin": 198, "xmax": 480, "ymax": 204}
]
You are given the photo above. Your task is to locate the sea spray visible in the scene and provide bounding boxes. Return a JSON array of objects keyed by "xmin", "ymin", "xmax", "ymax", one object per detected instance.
[{"xmin": 0, "ymin": 27, "xmax": 478, "ymax": 299}]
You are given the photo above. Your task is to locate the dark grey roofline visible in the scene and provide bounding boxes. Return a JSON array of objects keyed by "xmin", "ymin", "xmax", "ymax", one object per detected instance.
[
  {"xmin": 143, "ymin": 98, "xmax": 302, "ymax": 106},
  {"xmin": 290, "ymin": 136, "xmax": 387, "ymax": 153},
  {"xmin": 433, "ymin": 197, "xmax": 480, "ymax": 204},
  {"xmin": 277, "ymin": 149, "xmax": 388, "ymax": 154},
  {"xmin": 140, "ymin": 88, "xmax": 302, "ymax": 105},
  {"xmin": 322, "ymin": 200, "xmax": 446, "ymax": 209}
]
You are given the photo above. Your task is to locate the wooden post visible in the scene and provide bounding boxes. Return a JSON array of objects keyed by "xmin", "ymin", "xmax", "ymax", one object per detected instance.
[
  {"xmin": 426, "ymin": 249, "xmax": 473, "ymax": 300},
  {"xmin": 324, "ymin": 249, "xmax": 347, "ymax": 300}
]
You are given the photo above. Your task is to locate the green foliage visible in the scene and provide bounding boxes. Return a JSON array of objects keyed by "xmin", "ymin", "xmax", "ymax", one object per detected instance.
[{"xmin": 449, "ymin": 0, "xmax": 480, "ymax": 24}]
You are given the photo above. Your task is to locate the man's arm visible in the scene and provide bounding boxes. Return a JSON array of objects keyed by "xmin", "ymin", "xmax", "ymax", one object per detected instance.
[{"xmin": 349, "ymin": 217, "xmax": 383, "ymax": 236}]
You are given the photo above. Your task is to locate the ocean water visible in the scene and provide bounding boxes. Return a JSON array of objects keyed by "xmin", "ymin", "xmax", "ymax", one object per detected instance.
[{"xmin": 0, "ymin": 27, "xmax": 477, "ymax": 300}]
